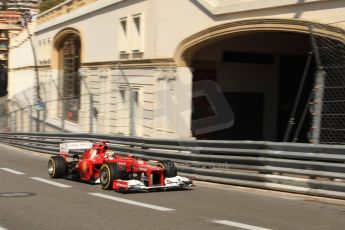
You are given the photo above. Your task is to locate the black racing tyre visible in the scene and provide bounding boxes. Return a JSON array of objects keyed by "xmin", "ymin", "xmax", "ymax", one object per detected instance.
[
  {"xmin": 158, "ymin": 160, "xmax": 177, "ymax": 178},
  {"xmin": 48, "ymin": 156, "xmax": 67, "ymax": 178},
  {"xmin": 100, "ymin": 163, "xmax": 123, "ymax": 190}
]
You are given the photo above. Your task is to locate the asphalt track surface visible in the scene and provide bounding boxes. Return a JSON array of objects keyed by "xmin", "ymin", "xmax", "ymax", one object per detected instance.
[{"xmin": 1, "ymin": 144, "xmax": 345, "ymax": 230}]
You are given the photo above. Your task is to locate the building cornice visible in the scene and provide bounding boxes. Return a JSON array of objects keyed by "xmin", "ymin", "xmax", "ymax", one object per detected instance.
[
  {"xmin": 36, "ymin": 0, "xmax": 132, "ymax": 34},
  {"xmin": 196, "ymin": 0, "xmax": 334, "ymax": 15},
  {"xmin": 9, "ymin": 59, "xmax": 176, "ymax": 71},
  {"xmin": 8, "ymin": 65, "xmax": 51, "ymax": 71},
  {"xmin": 81, "ymin": 58, "xmax": 176, "ymax": 69}
]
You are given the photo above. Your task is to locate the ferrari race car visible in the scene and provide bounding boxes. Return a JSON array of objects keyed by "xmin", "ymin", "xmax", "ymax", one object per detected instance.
[{"xmin": 48, "ymin": 141, "xmax": 193, "ymax": 192}]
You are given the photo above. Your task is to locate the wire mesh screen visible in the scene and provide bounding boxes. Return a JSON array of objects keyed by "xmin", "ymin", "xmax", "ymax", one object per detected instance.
[
  {"xmin": 2, "ymin": 77, "xmax": 133, "ymax": 135},
  {"xmin": 0, "ymin": 100, "xmax": 9, "ymax": 132},
  {"xmin": 314, "ymin": 34, "xmax": 345, "ymax": 144}
]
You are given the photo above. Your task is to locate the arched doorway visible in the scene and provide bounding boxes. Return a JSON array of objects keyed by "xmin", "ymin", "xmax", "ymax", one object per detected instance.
[
  {"xmin": 59, "ymin": 34, "xmax": 81, "ymax": 123},
  {"xmin": 176, "ymin": 19, "xmax": 345, "ymax": 143}
]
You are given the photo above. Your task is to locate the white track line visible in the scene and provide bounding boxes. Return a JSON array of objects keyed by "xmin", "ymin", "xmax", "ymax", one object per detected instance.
[
  {"xmin": 89, "ymin": 193, "xmax": 174, "ymax": 211},
  {"xmin": 30, "ymin": 177, "xmax": 72, "ymax": 188},
  {"xmin": 211, "ymin": 220, "xmax": 273, "ymax": 230},
  {"xmin": 0, "ymin": 167, "xmax": 25, "ymax": 175},
  {"xmin": 0, "ymin": 225, "xmax": 8, "ymax": 230}
]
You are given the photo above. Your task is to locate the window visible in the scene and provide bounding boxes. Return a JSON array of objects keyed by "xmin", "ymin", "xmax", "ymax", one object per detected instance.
[
  {"xmin": 133, "ymin": 91, "xmax": 138, "ymax": 105},
  {"xmin": 131, "ymin": 13, "xmax": 144, "ymax": 53},
  {"xmin": 47, "ymin": 39, "xmax": 51, "ymax": 63},
  {"xmin": 119, "ymin": 17, "xmax": 128, "ymax": 53},
  {"xmin": 42, "ymin": 40, "xmax": 46, "ymax": 62},
  {"xmin": 60, "ymin": 34, "xmax": 81, "ymax": 122},
  {"xmin": 119, "ymin": 89, "xmax": 126, "ymax": 102}
]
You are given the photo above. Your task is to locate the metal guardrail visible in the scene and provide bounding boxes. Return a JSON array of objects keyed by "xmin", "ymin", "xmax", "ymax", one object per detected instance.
[{"xmin": 0, "ymin": 132, "xmax": 345, "ymax": 200}]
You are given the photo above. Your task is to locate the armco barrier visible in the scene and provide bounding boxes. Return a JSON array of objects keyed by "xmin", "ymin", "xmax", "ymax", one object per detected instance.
[{"xmin": 0, "ymin": 132, "xmax": 345, "ymax": 200}]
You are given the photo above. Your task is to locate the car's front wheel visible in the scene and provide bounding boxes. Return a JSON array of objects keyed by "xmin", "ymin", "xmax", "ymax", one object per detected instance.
[
  {"xmin": 100, "ymin": 163, "xmax": 123, "ymax": 190},
  {"xmin": 157, "ymin": 160, "xmax": 177, "ymax": 178}
]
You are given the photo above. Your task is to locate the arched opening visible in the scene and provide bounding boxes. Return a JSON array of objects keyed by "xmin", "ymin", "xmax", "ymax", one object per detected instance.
[
  {"xmin": 58, "ymin": 34, "xmax": 81, "ymax": 123},
  {"xmin": 178, "ymin": 20, "xmax": 345, "ymax": 143}
]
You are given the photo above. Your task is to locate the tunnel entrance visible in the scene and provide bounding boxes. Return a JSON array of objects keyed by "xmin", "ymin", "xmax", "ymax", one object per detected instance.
[{"xmin": 190, "ymin": 31, "xmax": 317, "ymax": 142}]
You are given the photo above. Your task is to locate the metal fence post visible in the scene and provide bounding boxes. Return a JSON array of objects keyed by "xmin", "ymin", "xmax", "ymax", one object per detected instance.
[
  {"xmin": 42, "ymin": 105, "xmax": 46, "ymax": 133},
  {"xmin": 309, "ymin": 27, "xmax": 325, "ymax": 144},
  {"xmin": 13, "ymin": 111, "xmax": 17, "ymax": 132},
  {"xmin": 310, "ymin": 70, "xmax": 325, "ymax": 144},
  {"xmin": 20, "ymin": 108, "xmax": 24, "ymax": 132},
  {"xmin": 61, "ymin": 99, "xmax": 65, "ymax": 132},
  {"xmin": 9, "ymin": 111, "xmax": 12, "ymax": 132},
  {"xmin": 36, "ymin": 106, "xmax": 40, "ymax": 133},
  {"xmin": 89, "ymin": 94, "xmax": 94, "ymax": 133},
  {"xmin": 29, "ymin": 105, "xmax": 33, "ymax": 133},
  {"xmin": 129, "ymin": 90, "xmax": 136, "ymax": 136}
]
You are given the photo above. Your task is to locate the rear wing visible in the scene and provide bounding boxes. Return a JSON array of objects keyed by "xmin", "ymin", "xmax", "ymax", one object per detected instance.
[{"xmin": 60, "ymin": 142, "xmax": 93, "ymax": 155}]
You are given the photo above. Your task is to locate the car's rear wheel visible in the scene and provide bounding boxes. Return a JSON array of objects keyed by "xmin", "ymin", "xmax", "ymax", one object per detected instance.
[
  {"xmin": 157, "ymin": 160, "xmax": 177, "ymax": 178},
  {"xmin": 48, "ymin": 156, "xmax": 66, "ymax": 178},
  {"xmin": 100, "ymin": 163, "xmax": 123, "ymax": 190}
]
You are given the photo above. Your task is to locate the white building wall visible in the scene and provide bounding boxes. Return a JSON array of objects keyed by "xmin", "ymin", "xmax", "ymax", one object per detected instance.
[
  {"xmin": 7, "ymin": 0, "xmax": 345, "ymax": 137},
  {"xmin": 33, "ymin": 0, "xmax": 345, "ymax": 67},
  {"xmin": 8, "ymin": 23, "xmax": 36, "ymax": 98},
  {"xmin": 154, "ymin": 0, "xmax": 345, "ymax": 58},
  {"xmin": 35, "ymin": 0, "xmax": 153, "ymax": 62}
]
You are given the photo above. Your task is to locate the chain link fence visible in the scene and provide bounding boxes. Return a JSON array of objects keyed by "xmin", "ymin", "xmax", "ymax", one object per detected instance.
[
  {"xmin": 0, "ymin": 78, "xmax": 134, "ymax": 135},
  {"xmin": 312, "ymin": 33, "xmax": 345, "ymax": 144}
]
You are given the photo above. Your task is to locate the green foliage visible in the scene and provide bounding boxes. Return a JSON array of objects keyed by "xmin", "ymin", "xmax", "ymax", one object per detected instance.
[{"xmin": 39, "ymin": 0, "xmax": 67, "ymax": 13}]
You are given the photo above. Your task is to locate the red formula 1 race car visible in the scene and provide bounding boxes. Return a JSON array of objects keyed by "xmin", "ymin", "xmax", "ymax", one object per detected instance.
[{"xmin": 48, "ymin": 141, "xmax": 193, "ymax": 192}]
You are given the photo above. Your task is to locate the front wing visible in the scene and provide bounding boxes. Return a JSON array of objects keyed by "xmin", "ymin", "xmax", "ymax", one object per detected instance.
[{"xmin": 112, "ymin": 176, "xmax": 193, "ymax": 192}]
